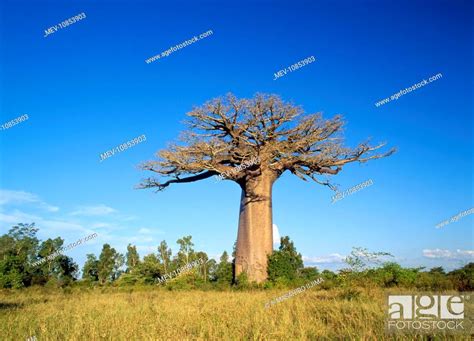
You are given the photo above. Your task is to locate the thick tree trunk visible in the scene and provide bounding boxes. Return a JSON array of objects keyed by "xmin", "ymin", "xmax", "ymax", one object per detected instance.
[{"xmin": 235, "ymin": 173, "xmax": 274, "ymax": 283}]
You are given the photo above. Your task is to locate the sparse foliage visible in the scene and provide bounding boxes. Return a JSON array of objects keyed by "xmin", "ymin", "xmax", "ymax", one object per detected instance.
[
  {"xmin": 157, "ymin": 240, "xmax": 172, "ymax": 273},
  {"xmin": 176, "ymin": 235, "xmax": 195, "ymax": 266},
  {"xmin": 126, "ymin": 244, "xmax": 140, "ymax": 273},
  {"xmin": 344, "ymin": 247, "xmax": 393, "ymax": 273},
  {"xmin": 139, "ymin": 93, "xmax": 394, "ymax": 191}
]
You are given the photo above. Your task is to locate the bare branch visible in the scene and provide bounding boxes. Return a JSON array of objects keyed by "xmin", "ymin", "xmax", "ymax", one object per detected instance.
[
  {"xmin": 137, "ymin": 171, "xmax": 217, "ymax": 191},
  {"xmin": 138, "ymin": 93, "xmax": 395, "ymax": 191}
]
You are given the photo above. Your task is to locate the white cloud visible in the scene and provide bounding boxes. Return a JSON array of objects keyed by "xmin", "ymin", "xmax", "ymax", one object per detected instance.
[
  {"xmin": 138, "ymin": 227, "xmax": 165, "ymax": 235},
  {"xmin": 456, "ymin": 249, "xmax": 474, "ymax": 257},
  {"xmin": 0, "ymin": 189, "xmax": 59, "ymax": 212},
  {"xmin": 423, "ymin": 249, "xmax": 452, "ymax": 259},
  {"xmin": 423, "ymin": 249, "xmax": 474, "ymax": 259},
  {"xmin": 71, "ymin": 205, "xmax": 117, "ymax": 216},
  {"xmin": 273, "ymin": 224, "xmax": 280, "ymax": 245},
  {"xmin": 303, "ymin": 253, "xmax": 346, "ymax": 264},
  {"xmin": 0, "ymin": 209, "xmax": 41, "ymax": 225},
  {"xmin": 0, "ymin": 209, "xmax": 89, "ymax": 237},
  {"xmin": 0, "ymin": 193, "xmax": 160, "ymax": 261}
]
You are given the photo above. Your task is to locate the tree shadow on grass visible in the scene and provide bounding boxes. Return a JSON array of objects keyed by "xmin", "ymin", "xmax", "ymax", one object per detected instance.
[{"xmin": 0, "ymin": 302, "xmax": 24, "ymax": 310}]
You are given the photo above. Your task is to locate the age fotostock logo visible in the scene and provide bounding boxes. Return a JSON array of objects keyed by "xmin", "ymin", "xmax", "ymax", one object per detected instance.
[{"xmin": 387, "ymin": 294, "xmax": 472, "ymax": 334}]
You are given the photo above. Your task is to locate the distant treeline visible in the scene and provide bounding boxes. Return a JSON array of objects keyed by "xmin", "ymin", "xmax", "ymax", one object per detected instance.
[{"xmin": 0, "ymin": 223, "xmax": 472, "ymax": 291}]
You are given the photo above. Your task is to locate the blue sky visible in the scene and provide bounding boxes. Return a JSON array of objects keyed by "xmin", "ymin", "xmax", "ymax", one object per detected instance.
[{"xmin": 0, "ymin": 0, "xmax": 472, "ymax": 271}]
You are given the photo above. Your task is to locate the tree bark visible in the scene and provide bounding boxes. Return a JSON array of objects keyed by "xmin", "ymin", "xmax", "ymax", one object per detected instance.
[{"xmin": 235, "ymin": 173, "xmax": 274, "ymax": 283}]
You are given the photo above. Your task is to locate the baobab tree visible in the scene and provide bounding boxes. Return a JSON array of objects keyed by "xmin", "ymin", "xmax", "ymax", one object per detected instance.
[{"xmin": 138, "ymin": 94, "xmax": 394, "ymax": 283}]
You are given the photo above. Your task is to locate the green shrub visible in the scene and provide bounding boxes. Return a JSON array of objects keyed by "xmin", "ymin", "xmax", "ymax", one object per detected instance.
[{"xmin": 267, "ymin": 236, "xmax": 303, "ymax": 282}]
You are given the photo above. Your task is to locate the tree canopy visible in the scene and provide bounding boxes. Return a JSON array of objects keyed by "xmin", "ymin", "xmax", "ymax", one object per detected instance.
[{"xmin": 139, "ymin": 93, "xmax": 395, "ymax": 192}]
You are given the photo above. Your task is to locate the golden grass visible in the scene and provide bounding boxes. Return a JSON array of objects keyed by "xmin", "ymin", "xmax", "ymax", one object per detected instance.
[{"xmin": 0, "ymin": 287, "xmax": 471, "ymax": 340}]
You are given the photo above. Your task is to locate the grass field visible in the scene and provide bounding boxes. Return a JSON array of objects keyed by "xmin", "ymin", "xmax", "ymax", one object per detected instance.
[{"xmin": 1, "ymin": 287, "xmax": 472, "ymax": 340}]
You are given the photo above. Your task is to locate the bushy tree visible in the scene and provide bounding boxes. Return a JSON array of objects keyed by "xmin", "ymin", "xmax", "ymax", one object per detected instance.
[
  {"xmin": 157, "ymin": 240, "xmax": 172, "ymax": 273},
  {"xmin": 55, "ymin": 255, "xmax": 79, "ymax": 286},
  {"xmin": 194, "ymin": 251, "xmax": 209, "ymax": 282},
  {"xmin": 429, "ymin": 266, "xmax": 445, "ymax": 275},
  {"xmin": 267, "ymin": 236, "xmax": 303, "ymax": 282},
  {"xmin": 35, "ymin": 237, "xmax": 74, "ymax": 286},
  {"xmin": 299, "ymin": 266, "xmax": 319, "ymax": 280},
  {"xmin": 448, "ymin": 262, "xmax": 474, "ymax": 291},
  {"xmin": 82, "ymin": 254, "xmax": 99, "ymax": 282},
  {"xmin": 215, "ymin": 251, "xmax": 233, "ymax": 284},
  {"xmin": 369, "ymin": 262, "xmax": 418, "ymax": 287},
  {"xmin": 139, "ymin": 254, "xmax": 162, "ymax": 284},
  {"xmin": 321, "ymin": 269, "xmax": 337, "ymax": 280},
  {"xmin": 176, "ymin": 236, "xmax": 194, "ymax": 266},
  {"xmin": 126, "ymin": 244, "xmax": 140, "ymax": 273},
  {"xmin": 0, "ymin": 223, "xmax": 39, "ymax": 288},
  {"xmin": 98, "ymin": 244, "xmax": 123, "ymax": 284}
]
